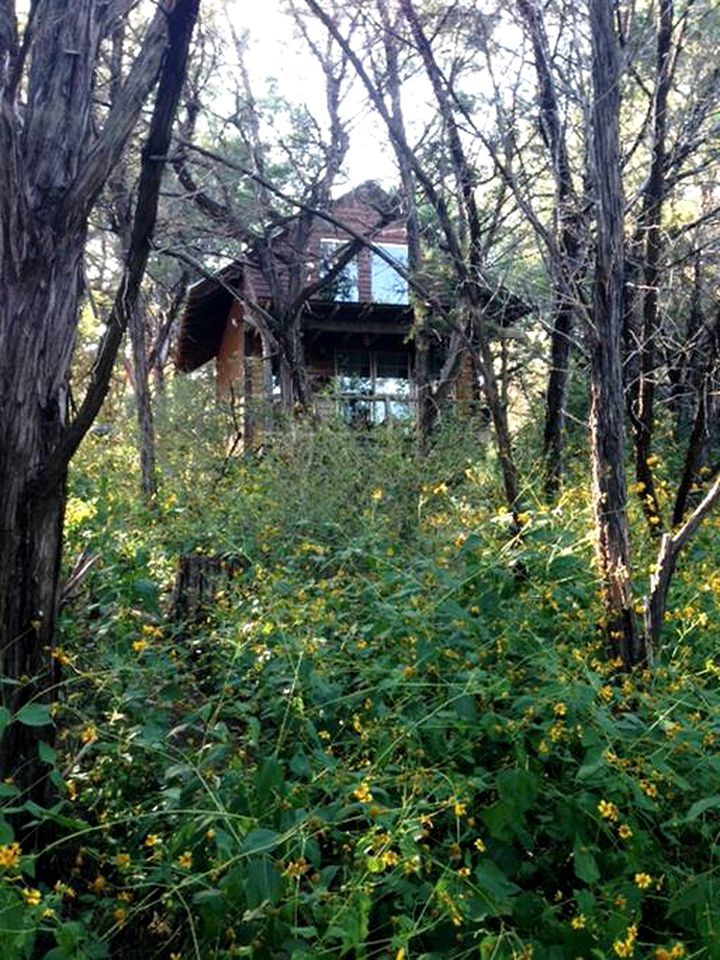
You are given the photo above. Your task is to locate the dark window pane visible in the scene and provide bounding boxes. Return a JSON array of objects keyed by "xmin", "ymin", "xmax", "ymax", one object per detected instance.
[{"xmin": 319, "ymin": 239, "xmax": 359, "ymax": 302}]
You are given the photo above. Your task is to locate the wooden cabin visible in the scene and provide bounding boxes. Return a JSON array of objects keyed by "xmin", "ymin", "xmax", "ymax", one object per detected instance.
[{"xmin": 175, "ymin": 182, "xmax": 524, "ymax": 446}]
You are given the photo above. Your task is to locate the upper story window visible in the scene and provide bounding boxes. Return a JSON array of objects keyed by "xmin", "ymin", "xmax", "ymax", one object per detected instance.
[
  {"xmin": 319, "ymin": 239, "xmax": 359, "ymax": 302},
  {"xmin": 371, "ymin": 243, "xmax": 409, "ymax": 305}
]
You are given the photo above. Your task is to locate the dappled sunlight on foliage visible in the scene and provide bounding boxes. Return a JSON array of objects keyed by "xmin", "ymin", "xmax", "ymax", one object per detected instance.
[{"xmin": 1, "ymin": 414, "xmax": 719, "ymax": 958}]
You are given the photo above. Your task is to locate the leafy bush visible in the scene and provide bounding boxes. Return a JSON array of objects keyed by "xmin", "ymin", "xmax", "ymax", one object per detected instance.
[{"xmin": 2, "ymin": 415, "xmax": 719, "ymax": 959}]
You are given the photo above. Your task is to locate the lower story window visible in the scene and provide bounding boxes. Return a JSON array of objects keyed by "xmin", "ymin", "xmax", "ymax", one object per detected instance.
[{"xmin": 334, "ymin": 350, "xmax": 412, "ymax": 424}]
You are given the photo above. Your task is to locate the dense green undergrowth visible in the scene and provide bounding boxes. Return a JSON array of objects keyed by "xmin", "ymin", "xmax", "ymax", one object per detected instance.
[{"xmin": 2, "ymin": 400, "xmax": 720, "ymax": 959}]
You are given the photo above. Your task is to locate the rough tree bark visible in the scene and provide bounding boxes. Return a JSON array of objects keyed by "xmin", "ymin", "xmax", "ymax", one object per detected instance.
[
  {"xmin": 588, "ymin": 0, "xmax": 646, "ymax": 667},
  {"xmin": 0, "ymin": 0, "xmax": 199, "ymax": 798},
  {"xmin": 130, "ymin": 300, "xmax": 159, "ymax": 502},
  {"xmin": 629, "ymin": 0, "xmax": 674, "ymax": 532},
  {"xmin": 108, "ymin": 24, "xmax": 158, "ymax": 504},
  {"xmin": 400, "ymin": 0, "xmax": 522, "ymax": 513},
  {"xmin": 517, "ymin": 0, "xmax": 583, "ymax": 495},
  {"xmin": 377, "ymin": 0, "xmax": 433, "ymax": 453}
]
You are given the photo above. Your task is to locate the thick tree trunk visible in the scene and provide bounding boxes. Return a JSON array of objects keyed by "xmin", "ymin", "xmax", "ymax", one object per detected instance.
[
  {"xmin": 0, "ymin": 0, "xmax": 199, "ymax": 803},
  {"xmin": 0, "ymin": 247, "xmax": 83, "ymax": 792},
  {"xmin": 588, "ymin": 0, "xmax": 646, "ymax": 666},
  {"xmin": 278, "ymin": 317, "xmax": 311, "ymax": 412}
]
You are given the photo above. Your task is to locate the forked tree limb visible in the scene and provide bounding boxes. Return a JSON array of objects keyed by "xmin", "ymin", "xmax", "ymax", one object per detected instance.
[
  {"xmin": 645, "ymin": 475, "xmax": 720, "ymax": 649},
  {"xmin": 36, "ymin": 0, "xmax": 200, "ymax": 498}
]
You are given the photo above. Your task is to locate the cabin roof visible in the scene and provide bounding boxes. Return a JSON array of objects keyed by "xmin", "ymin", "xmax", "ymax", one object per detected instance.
[
  {"xmin": 175, "ymin": 181, "xmax": 403, "ymax": 373},
  {"xmin": 174, "ymin": 180, "xmax": 533, "ymax": 374},
  {"xmin": 175, "ymin": 262, "xmax": 243, "ymax": 373}
]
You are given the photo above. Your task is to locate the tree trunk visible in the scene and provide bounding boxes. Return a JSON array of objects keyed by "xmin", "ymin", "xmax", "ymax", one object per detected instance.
[
  {"xmin": 0, "ymin": 0, "xmax": 199, "ymax": 804},
  {"xmin": 516, "ymin": 0, "xmax": 582, "ymax": 496},
  {"xmin": 129, "ymin": 302, "xmax": 158, "ymax": 502},
  {"xmin": 467, "ymin": 303, "xmax": 521, "ymax": 515},
  {"xmin": 630, "ymin": 0, "xmax": 673, "ymax": 533},
  {"xmin": 588, "ymin": 0, "xmax": 646, "ymax": 666},
  {"xmin": 0, "ymin": 245, "xmax": 83, "ymax": 793}
]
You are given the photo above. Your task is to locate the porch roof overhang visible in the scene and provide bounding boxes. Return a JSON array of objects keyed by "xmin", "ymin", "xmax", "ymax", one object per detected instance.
[{"xmin": 175, "ymin": 263, "xmax": 243, "ymax": 373}]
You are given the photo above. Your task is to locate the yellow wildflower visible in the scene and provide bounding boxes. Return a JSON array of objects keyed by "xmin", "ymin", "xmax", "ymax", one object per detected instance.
[
  {"xmin": 22, "ymin": 887, "xmax": 42, "ymax": 907},
  {"xmin": 473, "ymin": 838, "xmax": 486, "ymax": 853},
  {"xmin": 80, "ymin": 724, "xmax": 98, "ymax": 744},
  {"xmin": 598, "ymin": 799, "xmax": 620, "ymax": 821},
  {"xmin": 113, "ymin": 907, "xmax": 126, "ymax": 926},
  {"xmin": 371, "ymin": 488, "xmax": 384, "ymax": 502},
  {"xmin": 132, "ymin": 639, "xmax": 148, "ymax": 654},
  {"xmin": 570, "ymin": 914, "xmax": 586, "ymax": 930},
  {"xmin": 282, "ymin": 858, "xmax": 309, "ymax": 879},
  {"xmin": 549, "ymin": 720, "xmax": 565, "ymax": 742},
  {"xmin": 116, "ymin": 853, "xmax": 131, "ymax": 869},
  {"xmin": 0, "ymin": 842, "xmax": 21, "ymax": 870},
  {"xmin": 618, "ymin": 824, "xmax": 633, "ymax": 839},
  {"xmin": 54, "ymin": 881, "xmax": 76, "ymax": 898},
  {"xmin": 177, "ymin": 851, "xmax": 193, "ymax": 869},
  {"xmin": 89, "ymin": 875, "xmax": 107, "ymax": 894},
  {"xmin": 614, "ymin": 924, "xmax": 638, "ymax": 957},
  {"xmin": 639, "ymin": 779, "xmax": 658, "ymax": 798},
  {"xmin": 553, "ymin": 702, "xmax": 567, "ymax": 717},
  {"xmin": 634, "ymin": 872, "xmax": 653, "ymax": 890},
  {"xmin": 353, "ymin": 781, "xmax": 373, "ymax": 804},
  {"xmin": 382, "ymin": 850, "xmax": 400, "ymax": 867},
  {"xmin": 144, "ymin": 834, "xmax": 161, "ymax": 848},
  {"xmin": 453, "ymin": 800, "xmax": 467, "ymax": 817}
]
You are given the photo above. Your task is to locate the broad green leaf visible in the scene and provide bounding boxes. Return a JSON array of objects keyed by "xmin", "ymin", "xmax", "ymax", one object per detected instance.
[
  {"xmin": 15, "ymin": 703, "xmax": 52, "ymax": 727},
  {"xmin": 573, "ymin": 838, "xmax": 600, "ymax": 883},
  {"xmin": 473, "ymin": 860, "xmax": 520, "ymax": 902},
  {"xmin": 38, "ymin": 741, "xmax": 56, "ymax": 764},
  {"xmin": 240, "ymin": 828, "xmax": 281, "ymax": 855},
  {"xmin": 496, "ymin": 769, "xmax": 540, "ymax": 814}
]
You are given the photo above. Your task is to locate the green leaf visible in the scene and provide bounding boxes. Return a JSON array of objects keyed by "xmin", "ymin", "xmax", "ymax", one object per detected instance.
[
  {"xmin": 192, "ymin": 888, "xmax": 224, "ymax": 905},
  {"xmin": 255, "ymin": 757, "xmax": 283, "ymax": 807},
  {"xmin": 0, "ymin": 707, "xmax": 10, "ymax": 735},
  {"xmin": 38, "ymin": 741, "xmax": 56, "ymax": 764},
  {"xmin": 328, "ymin": 892, "xmax": 371, "ymax": 955},
  {"xmin": 685, "ymin": 796, "xmax": 720, "ymax": 822},
  {"xmin": 573, "ymin": 838, "xmax": 600, "ymax": 883},
  {"xmin": 496, "ymin": 769, "xmax": 540, "ymax": 815},
  {"xmin": 15, "ymin": 703, "xmax": 52, "ymax": 727},
  {"xmin": 577, "ymin": 748, "xmax": 605, "ymax": 782},
  {"xmin": 244, "ymin": 856, "xmax": 281, "ymax": 908},
  {"xmin": 473, "ymin": 860, "xmax": 520, "ymax": 902},
  {"xmin": 240, "ymin": 828, "xmax": 281, "ymax": 856}
]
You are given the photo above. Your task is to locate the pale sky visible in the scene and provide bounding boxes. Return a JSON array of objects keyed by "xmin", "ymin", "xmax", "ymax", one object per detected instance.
[{"xmin": 223, "ymin": 0, "xmax": 400, "ymax": 190}]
